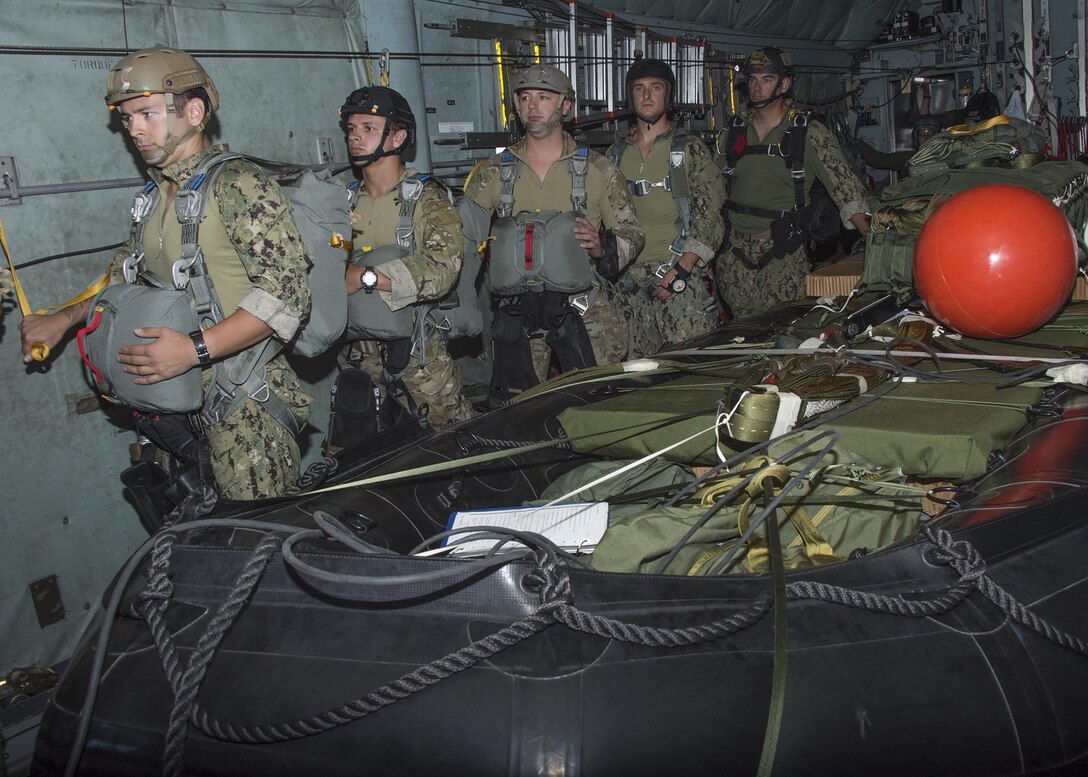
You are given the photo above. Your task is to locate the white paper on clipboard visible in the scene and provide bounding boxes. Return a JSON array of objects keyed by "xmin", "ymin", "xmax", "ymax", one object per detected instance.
[{"xmin": 443, "ymin": 502, "xmax": 609, "ymax": 556}]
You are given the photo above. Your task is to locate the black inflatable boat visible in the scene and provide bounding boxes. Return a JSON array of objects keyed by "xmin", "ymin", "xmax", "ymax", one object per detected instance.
[{"xmin": 31, "ymin": 294, "xmax": 1088, "ymax": 777}]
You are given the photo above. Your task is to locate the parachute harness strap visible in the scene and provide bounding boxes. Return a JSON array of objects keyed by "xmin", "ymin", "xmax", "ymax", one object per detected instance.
[{"xmin": 132, "ymin": 522, "xmax": 1088, "ymax": 766}]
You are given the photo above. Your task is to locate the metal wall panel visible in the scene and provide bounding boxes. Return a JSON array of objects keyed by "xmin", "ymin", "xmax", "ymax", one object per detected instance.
[{"xmin": 0, "ymin": 0, "xmax": 362, "ymax": 670}]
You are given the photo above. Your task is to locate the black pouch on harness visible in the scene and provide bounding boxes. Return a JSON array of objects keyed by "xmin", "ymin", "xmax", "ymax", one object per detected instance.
[
  {"xmin": 796, "ymin": 184, "xmax": 841, "ymax": 243},
  {"xmin": 770, "ymin": 215, "xmax": 806, "ymax": 260},
  {"xmin": 325, "ymin": 360, "xmax": 425, "ymax": 454},
  {"xmin": 120, "ymin": 413, "xmax": 217, "ymax": 530}
]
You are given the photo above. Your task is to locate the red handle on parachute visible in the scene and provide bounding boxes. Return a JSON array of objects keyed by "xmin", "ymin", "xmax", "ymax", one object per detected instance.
[{"xmin": 76, "ymin": 309, "xmax": 106, "ymax": 387}]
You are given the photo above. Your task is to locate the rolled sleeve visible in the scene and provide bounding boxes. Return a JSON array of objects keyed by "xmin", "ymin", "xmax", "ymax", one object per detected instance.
[
  {"xmin": 237, "ymin": 287, "xmax": 302, "ymax": 341},
  {"xmin": 376, "ymin": 258, "xmax": 420, "ymax": 312}
]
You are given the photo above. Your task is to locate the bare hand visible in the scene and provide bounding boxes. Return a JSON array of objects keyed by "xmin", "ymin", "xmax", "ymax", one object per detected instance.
[
  {"xmin": 651, "ymin": 268, "xmax": 680, "ymax": 300},
  {"xmin": 572, "ymin": 216, "xmax": 603, "ymax": 259},
  {"xmin": 116, "ymin": 327, "xmax": 199, "ymax": 384},
  {"xmin": 20, "ymin": 312, "xmax": 72, "ymax": 364}
]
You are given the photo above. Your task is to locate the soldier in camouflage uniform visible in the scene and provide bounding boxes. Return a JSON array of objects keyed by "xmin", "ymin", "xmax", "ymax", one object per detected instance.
[
  {"xmin": 339, "ymin": 86, "xmax": 473, "ymax": 427},
  {"xmin": 607, "ymin": 59, "xmax": 726, "ymax": 357},
  {"xmin": 714, "ymin": 47, "xmax": 870, "ymax": 319},
  {"xmin": 20, "ymin": 47, "xmax": 311, "ymax": 500},
  {"xmin": 462, "ymin": 64, "xmax": 644, "ymax": 401}
]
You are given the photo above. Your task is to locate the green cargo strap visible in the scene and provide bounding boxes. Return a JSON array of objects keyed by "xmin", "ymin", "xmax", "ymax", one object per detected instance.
[
  {"xmin": 497, "ymin": 147, "xmax": 591, "ymax": 218},
  {"xmin": 756, "ymin": 470, "xmax": 789, "ymax": 777}
]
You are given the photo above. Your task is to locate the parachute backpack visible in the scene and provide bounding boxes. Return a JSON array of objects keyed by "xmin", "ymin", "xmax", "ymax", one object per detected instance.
[{"xmin": 79, "ymin": 152, "xmax": 351, "ymax": 427}]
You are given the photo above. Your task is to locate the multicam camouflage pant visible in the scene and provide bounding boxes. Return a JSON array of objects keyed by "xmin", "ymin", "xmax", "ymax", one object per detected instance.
[
  {"xmin": 529, "ymin": 288, "xmax": 629, "ymax": 379},
  {"xmin": 715, "ymin": 231, "xmax": 807, "ymax": 320},
  {"xmin": 205, "ymin": 359, "xmax": 311, "ymax": 500},
  {"xmin": 354, "ymin": 332, "xmax": 475, "ymax": 427},
  {"xmin": 611, "ymin": 263, "xmax": 718, "ymax": 358}
]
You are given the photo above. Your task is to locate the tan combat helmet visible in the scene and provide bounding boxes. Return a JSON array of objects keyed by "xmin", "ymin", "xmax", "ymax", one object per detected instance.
[
  {"xmin": 105, "ymin": 47, "xmax": 219, "ymax": 164},
  {"xmin": 105, "ymin": 46, "xmax": 220, "ymax": 112},
  {"xmin": 513, "ymin": 64, "xmax": 576, "ymax": 103}
]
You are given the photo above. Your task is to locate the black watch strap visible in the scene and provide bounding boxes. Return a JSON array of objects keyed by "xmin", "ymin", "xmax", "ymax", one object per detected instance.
[
  {"xmin": 189, "ymin": 330, "xmax": 212, "ymax": 366},
  {"xmin": 672, "ymin": 263, "xmax": 692, "ymax": 280}
]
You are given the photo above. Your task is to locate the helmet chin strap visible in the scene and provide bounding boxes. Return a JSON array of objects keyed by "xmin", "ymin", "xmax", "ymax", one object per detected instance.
[
  {"xmin": 747, "ymin": 76, "xmax": 787, "ymax": 110},
  {"xmin": 143, "ymin": 102, "xmax": 208, "ymax": 167},
  {"xmin": 349, "ymin": 123, "xmax": 405, "ymax": 167},
  {"xmin": 523, "ymin": 107, "xmax": 565, "ymax": 139}
]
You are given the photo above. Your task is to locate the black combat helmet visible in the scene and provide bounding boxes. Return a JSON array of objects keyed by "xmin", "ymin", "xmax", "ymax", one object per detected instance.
[
  {"xmin": 339, "ymin": 86, "xmax": 417, "ymax": 158},
  {"xmin": 740, "ymin": 47, "xmax": 795, "ymax": 108},
  {"xmin": 625, "ymin": 58, "xmax": 676, "ymax": 109},
  {"xmin": 740, "ymin": 47, "xmax": 795, "ymax": 78}
]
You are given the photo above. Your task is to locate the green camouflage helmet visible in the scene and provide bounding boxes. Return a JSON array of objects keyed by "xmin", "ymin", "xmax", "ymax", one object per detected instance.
[
  {"xmin": 514, "ymin": 64, "xmax": 576, "ymax": 103},
  {"xmin": 105, "ymin": 46, "xmax": 220, "ymax": 112},
  {"xmin": 741, "ymin": 47, "xmax": 794, "ymax": 78}
]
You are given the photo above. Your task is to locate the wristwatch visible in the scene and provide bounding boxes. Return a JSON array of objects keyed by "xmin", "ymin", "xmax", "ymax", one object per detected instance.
[
  {"xmin": 667, "ymin": 264, "xmax": 692, "ymax": 295},
  {"xmin": 360, "ymin": 266, "xmax": 379, "ymax": 294},
  {"xmin": 189, "ymin": 330, "xmax": 212, "ymax": 366}
]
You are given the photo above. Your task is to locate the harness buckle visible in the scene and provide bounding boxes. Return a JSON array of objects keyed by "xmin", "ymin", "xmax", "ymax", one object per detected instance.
[
  {"xmin": 174, "ymin": 189, "xmax": 204, "ymax": 225},
  {"xmin": 131, "ymin": 190, "xmax": 155, "ymax": 224},
  {"xmin": 791, "ymin": 168, "xmax": 805, "ymax": 180},
  {"xmin": 395, "ymin": 225, "xmax": 414, "ymax": 249},
  {"xmin": 669, "ymin": 150, "xmax": 685, "ymax": 169},
  {"xmin": 201, "ymin": 384, "xmax": 232, "ymax": 425},
  {"xmin": 570, "ymin": 293, "xmax": 590, "ymax": 316},
  {"xmin": 248, "ymin": 381, "xmax": 271, "ymax": 403},
  {"xmin": 654, "ymin": 260, "xmax": 676, "ymax": 279},
  {"xmin": 172, "ymin": 248, "xmax": 200, "ymax": 289},
  {"xmin": 400, "ymin": 178, "xmax": 425, "ymax": 202},
  {"xmin": 122, "ymin": 252, "xmax": 144, "ymax": 284}
]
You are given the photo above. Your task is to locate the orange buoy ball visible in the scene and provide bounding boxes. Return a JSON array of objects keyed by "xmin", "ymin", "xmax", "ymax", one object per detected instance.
[{"xmin": 913, "ymin": 183, "xmax": 1077, "ymax": 339}]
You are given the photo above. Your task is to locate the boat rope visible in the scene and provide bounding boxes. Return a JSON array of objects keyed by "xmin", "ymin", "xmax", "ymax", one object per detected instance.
[
  {"xmin": 285, "ymin": 455, "xmax": 340, "ymax": 495},
  {"xmin": 125, "ymin": 520, "xmax": 1088, "ymax": 774}
]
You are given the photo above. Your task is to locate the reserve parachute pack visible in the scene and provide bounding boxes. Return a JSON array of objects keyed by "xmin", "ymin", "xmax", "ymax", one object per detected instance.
[
  {"xmin": 345, "ymin": 174, "xmax": 483, "ymax": 344},
  {"xmin": 79, "ymin": 152, "xmax": 351, "ymax": 427},
  {"xmin": 717, "ymin": 111, "xmax": 841, "ymax": 260},
  {"xmin": 487, "ymin": 147, "xmax": 596, "ymax": 296}
]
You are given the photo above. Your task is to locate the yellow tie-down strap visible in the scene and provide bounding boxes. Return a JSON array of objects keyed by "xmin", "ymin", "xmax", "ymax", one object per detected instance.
[{"xmin": 1, "ymin": 213, "xmax": 110, "ymax": 360}]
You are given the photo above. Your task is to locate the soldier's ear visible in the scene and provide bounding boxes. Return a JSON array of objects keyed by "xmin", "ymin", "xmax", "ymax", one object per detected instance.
[
  {"xmin": 779, "ymin": 75, "xmax": 792, "ymax": 95},
  {"xmin": 560, "ymin": 97, "xmax": 573, "ymax": 118},
  {"xmin": 180, "ymin": 95, "xmax": 207, "ymax": 129}
]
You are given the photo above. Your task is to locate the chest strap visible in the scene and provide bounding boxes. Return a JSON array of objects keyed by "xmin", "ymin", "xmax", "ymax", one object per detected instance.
[
  {"xmin": 719, "ymin": 112, "xmax": 810, "ymax": 213},
  {"xmin": 497, "ymin": 146, "xmax": 591, "ymax": 218},
  {"xmin": 609, "ymin": 131, "xmax": 692, "ymax": 260}
]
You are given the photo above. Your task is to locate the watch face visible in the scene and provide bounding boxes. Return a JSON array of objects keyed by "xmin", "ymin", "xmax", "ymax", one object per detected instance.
[
  {"xmin": 361, "ymin": 268, "xmax": 378, "ymax": 291},
  {"xmin": 668, "ymin": 276, "xmax": 687, "ymax": 294}
]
